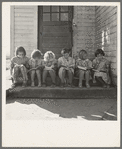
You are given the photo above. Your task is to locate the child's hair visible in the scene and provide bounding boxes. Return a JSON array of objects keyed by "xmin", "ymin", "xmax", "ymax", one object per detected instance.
[
  {"xmin": 61, "ymin": 48, "xmax": 71, "ymax": 55},
  {"xmin": 95, "ymin": 49, "xmax": 105, "ymax": 57},
  {"xmin": 44, "ymin": 51, "xmax": 55, "ymax": 61},
  {"xmin": 31, "ymin": 49, "xmax": 43, "ymax": 59},
  {"xmin": 15, "ymin": 46, "xmax": 26, "ymax": 56},
  {"xmin": 79, "ymin": 49, "xmax": 87, "ymax": 59}
]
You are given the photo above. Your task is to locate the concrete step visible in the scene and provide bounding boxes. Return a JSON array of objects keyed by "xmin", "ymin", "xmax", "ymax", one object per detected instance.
[{"xmin": 7, "ymin": 87, "xmax": 117, "ymax": 99}]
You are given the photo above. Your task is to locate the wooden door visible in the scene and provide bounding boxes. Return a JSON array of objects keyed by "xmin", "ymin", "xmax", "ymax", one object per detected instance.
[{"xmin": 38, "ymin": 6, "xmax": 73, "ymax": 58}]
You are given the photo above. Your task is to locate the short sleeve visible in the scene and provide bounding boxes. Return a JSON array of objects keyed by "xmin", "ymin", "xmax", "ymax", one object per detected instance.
[{"xmin": 92, "ymin": 59, "xmax": 96, "ymax": 67}]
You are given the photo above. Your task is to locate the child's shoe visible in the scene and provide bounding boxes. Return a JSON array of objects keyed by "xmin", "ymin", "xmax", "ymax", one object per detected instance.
[
  {"xmin": 22, "ymin": 82, "xmax": 27, "ymax": 87},
  {"xmin": 103, "ymin": 84, "xmax": 107, "ymax": 88},
  {"xmin": 51, "ymin": 83, "xmax": 56, "ymax": 88},
  {"xmin": 86, "ymin": 83, "xmax": 90, "ymax": 88},
  {"xmin": 31, "ymin": 82, "xmax": 35, "ymax": 87},
  {"xmin": 60, "ymin": 83, "xmax": 65, "ymax": 88},
  {"xmin": 79, "ymin": 83, "xmax": 82, "ymax": 88},
  {"xmin": 42, "ymin": 83, "xmax": 46, "ymax": 87}
]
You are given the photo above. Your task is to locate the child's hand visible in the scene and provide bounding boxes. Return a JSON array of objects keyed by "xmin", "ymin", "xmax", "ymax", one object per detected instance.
[{"xmin": 51, "ymin": 65, "xmax": 54, "ymax": 69}]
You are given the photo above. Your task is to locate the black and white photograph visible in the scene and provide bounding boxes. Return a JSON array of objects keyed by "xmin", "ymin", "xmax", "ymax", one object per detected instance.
[{"xmin": 2, "ymin": 1, "xmax": 120, "ymax": 147}]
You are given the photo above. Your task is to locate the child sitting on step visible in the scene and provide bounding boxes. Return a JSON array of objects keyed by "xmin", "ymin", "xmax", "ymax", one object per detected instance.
[
  {"xmin": 42, "ymin": 51, "xmax": 57, "ymax": 87},
  {"xmin": 75, "ymin": 49, "xmax": 92, "ymax": 88},
  {"xmin": 10, "ymin": 46, "xmax": 29, "ymax": 88},
  {"xmin": 28, "ymin": 49, "xmax": 43, "ymax": 87},
  {"xmin": 58, "ymin": 48, "xmax": 75, "ymax": 87},
  {"xmin": 92, "ymin": 49, "xmax": 111, "ymax": 88}
]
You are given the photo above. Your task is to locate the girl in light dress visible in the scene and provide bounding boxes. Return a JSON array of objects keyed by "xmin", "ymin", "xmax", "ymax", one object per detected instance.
[
  {"xmin": 42, "ymin": 51, "xmax": 58, "ymax": 87},
  {"xmin": 10, "ymin": 46, "xmax": 29, "ymax": 88},
  {"xmin": 92, "ymin": 49, "xmax": 111, "ymax": 88},
  {"xmin": 75, "ymin": 49, "xmax": 92, "ymax": 88},
  {"xmin": 28, "ymin": 49, "xmax": 43, "ymax": 87},
  {"xmin": 58, "ymin": 48, "xmax": 75, "ymax": 87}
]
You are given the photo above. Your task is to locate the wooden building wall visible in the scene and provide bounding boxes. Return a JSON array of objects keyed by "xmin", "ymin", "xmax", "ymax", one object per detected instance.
[
  {"xmin": 72, "ymin": 6, "xmax": 96, "ymax": 60},
  {"xmin": 10, "ymin": 6, "xmax": 38, "ymax": 58},
  {"xmin": 95, "ymin": 6, "xmax": 117, "ymax": 85}
]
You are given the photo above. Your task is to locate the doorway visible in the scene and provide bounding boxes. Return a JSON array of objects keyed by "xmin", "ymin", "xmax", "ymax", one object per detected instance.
[{"xmin": 38, "ymin": 6, "xmax": 73, "ymax": 58}]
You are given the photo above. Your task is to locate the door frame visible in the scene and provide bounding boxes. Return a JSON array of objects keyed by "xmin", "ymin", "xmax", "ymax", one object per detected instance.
[{"xmin": 37, "ymin": 6, "xmax": 74, "ymax": 53}]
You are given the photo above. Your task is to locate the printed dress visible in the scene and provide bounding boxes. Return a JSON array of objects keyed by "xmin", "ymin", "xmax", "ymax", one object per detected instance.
[
  {"xmin": 10, "ymin": 56, "xmax": 29, "ymax": 82},
  {"xmin": 28, "ymin": 58, "xmax": 43, "ymax": 69},
  {"xmin": 75, "ymin": 58, "xmax": 92, "ymax": 79},
  {"xmin": 58, "ymin": 56, "xmax": 75, "ymax": 79},
  {"xmin": 92, "ymin": 57, "xmax": 111, "ymax": 84}
]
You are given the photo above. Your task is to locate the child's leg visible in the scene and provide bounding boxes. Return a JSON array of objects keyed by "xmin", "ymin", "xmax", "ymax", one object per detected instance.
[
  {"xmin": 30, "ymin": 70, "xmax": 36, "ymax": 86},
  {"xmin": 67, "ymin": 70, "xmax": 73, "ymax": 85},
  {"xmin": 59, "ymin": 68, "xmax": 66, "ymax": 84},
  {"xmin": 42, "ymin": 70, "xmax": 48, "ymax": 85},
  {"xmin": 13, "ymin": 65, "xmax": 19, "ymax": 83},
  {"xmin": 49, "ymin": 70, "xmax": 56, "ymax": 84},
  {"xmin": 85, "ymin": 70, "xmax": 90, "ymax": 88},
  {"xmin": 36, "ymin": 69, "xmax": 41, "ymax": 86},
  {"xmin": 95, "ymin": 76, "xmax": 107, "ymax": 87},
  {"xmin": 79, "ymin": 70, "xmax": 85, "ymax": 87},
  {"xmin": 20, "ymin": 65, "xmax": 28, "ymax": 83}
]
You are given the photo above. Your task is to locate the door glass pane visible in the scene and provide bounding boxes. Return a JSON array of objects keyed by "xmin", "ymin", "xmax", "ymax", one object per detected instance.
[
  {"xmin": 52, "ymin": 6, "xmax": 59, "ymax": 12},
  {"xmin": 52, "ymin": 13, "xmax": 59, "ymax": 21},
  {"xmin": 61, "ymin": 13, "xmax": 68, "ymax": 21},
  {"xmin": 43, "ymin": 14, "xmax": 50, "ymax": 21},
  {"xmin": 43, "ymin": 6, "xmax": 50, "ymax": 12},
  {"xmin": 61, "ymin": 6, "xmax": 68, "ymax": 12}
]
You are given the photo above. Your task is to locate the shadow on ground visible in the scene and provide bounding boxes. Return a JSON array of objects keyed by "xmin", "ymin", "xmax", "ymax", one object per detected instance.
[{"xmin": 6, "ymin": 98, "xmax": 117, "ymax": 120}]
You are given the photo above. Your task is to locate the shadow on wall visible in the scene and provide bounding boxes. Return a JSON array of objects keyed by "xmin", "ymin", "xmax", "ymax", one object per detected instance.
[{"xmin": 6, "ymin": 98, "xmax": 117, "ymax": 120}]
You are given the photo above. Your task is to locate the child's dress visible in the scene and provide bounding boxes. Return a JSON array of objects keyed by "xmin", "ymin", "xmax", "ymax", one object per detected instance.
[
  {"xmin": 28, "ymin": 58, "xmax": 42, "ymax": 70},
  {"xmin": 92, "ymin": 57, "xmax": 111, "ymax": 84},
  {"xmin": 10, "ymin": 56, "xmax": 29, "ymax": 82},
  {"xmin": 75, "ymin": 58, "xmax": 92, "ymax": 79},
  {"xmin": 58, "ymin": 56, "xmax": 75, "ymax": 79},
  {"xmin": 43, "ymin": 59, "xmax": 57, "ymax": 72}
]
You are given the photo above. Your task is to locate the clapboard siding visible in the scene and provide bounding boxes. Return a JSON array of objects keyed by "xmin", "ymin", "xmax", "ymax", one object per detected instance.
[
  {"xmin": 72, "ymin": 6, "xmax": 95, "ymax": 60},
  {"xmin": 10, "ymin": 6, "xmax": 37, "ymax": 57},
  {"xmin": 95, "ymin": 6, "xmax": 117, "ymax": 85}
]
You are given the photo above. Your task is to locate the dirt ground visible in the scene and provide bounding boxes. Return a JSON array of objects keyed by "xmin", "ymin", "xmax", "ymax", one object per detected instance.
[{"xmin": 6, "ymin": 98, "xmax": 117, "ymax": 120}]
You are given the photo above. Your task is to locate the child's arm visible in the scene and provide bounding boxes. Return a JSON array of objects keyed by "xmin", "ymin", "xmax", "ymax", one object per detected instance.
[{"xmin": 86, "ymin": 60, "xmax": 93, "ymax": 70}]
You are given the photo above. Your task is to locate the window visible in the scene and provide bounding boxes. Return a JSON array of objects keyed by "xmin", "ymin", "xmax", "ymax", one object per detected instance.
[{"xmin": 43, "ymin": 6, "xmax": 69, "ymax": 21}]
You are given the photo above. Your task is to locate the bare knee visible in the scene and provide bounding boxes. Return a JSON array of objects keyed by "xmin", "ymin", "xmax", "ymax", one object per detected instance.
[
  {"xmin": 31, "ymin": 70, "xmax": 36, "ymax": 75},
  {"xmin": 36, "ymin": 69, "xmax": 41, "ymax": 74},
  {"xmin": 79, "ymin": 70, "xmax": 85, "ymax": 75}
]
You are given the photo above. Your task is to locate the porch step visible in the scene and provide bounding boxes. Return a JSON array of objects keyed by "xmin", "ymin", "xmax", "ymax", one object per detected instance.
[{"xmin": 7, "ymin": 87, "xmax": 117, "ymax": 99}]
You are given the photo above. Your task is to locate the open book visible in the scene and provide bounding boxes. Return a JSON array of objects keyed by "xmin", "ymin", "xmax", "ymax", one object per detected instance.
[{"xmin": 27, "ymin": 65, "xmax": 42, "ymax": 73}]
